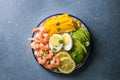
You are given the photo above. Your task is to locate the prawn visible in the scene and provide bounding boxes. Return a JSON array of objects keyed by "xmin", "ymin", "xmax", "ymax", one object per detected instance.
[
  {"xmin": 30, "ymin": 42, "xmax": 40, "ymax": 50},
  {"xmin": 37, "ymin": 56, "xmax": 47, "ymax": 65},
  {"xmin": 51, "ymin": 56, "xmax": 60, "ymax": 68},
  {"xmin": 32, "ymin": 27, "xmax": 46, "ymax": 33},
  {"xmin": 40, "ymin": 27, "xmax": 47, "ymax": 33},
  {"xmin": 44, "ymin": 56, "xmax": 60, "ymax": 69},
  {"xmin": 39, "ymin": 32, "xmax": 49, "ymax": 44},
  {"xmin": 34, "ymin": 50, "xmax": 43, "ymax": 58},
  {"xmin": 31, "ymin": 28, "xmax": 49, "ymax": 44},
  {"xmin": 45, "ymin": 50, "xmax": 54, "ymax": 59},
  {"xmin": 28, "ymin": 37, "xmax": 41, "ymax": 43},
  {"xmin": 32, "ymin": 27, "xmax": 41, "ymax": 32},
  {"xmin": 39, "ymin": 43, "xmax": 50, "ymax": 51}
]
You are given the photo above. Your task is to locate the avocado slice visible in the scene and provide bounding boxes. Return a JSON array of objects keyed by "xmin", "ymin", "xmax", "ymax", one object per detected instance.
[
  {"xmin": 79, "ymin": 28, "xmax": 90, "ymax": 40},
  {"xmin": 70, "ymin": 50, "xmax": 85, "ymax": 64},
  {"xmin": 70, "ymin": 39, "xmax": 87, "ymax": 64},
  {"xmin": 70, "ymin": 29, "xmax": 90, "ymax": 64},
  {"xmin": 74, "ymin": 29, "xmax": 89, "ymax": 41},
  {"xmin": 73, "ymin": 39, "xmax": 87, "ymax": 54},
  {"xmin": 72, "ymin": 30, "xmax": 90, "ymax": 48}
]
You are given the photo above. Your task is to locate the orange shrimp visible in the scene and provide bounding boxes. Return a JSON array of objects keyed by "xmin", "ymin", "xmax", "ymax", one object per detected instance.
[
  {"xmin": 32, "ymin": 27, "xmax": 41, "ymax": 32},
  {"xmin": 30, "ymin": 42, "xmax": 40, "ymax": 50},
  {"xmin": 39, "ymin": 43, "xmax": 50, "ymax": 51},
  {"xmin": 43, "ymin": 60, "xmax": 53, "ymax": 69},
  {"xmin": 40, "ymin": 27, "xmax": 47, "ymax": 33},
  {"xmin": 28, "ymin": 37, "xmax": 41, "ymax": 43},
  {"xmin": 30, "ymin": 29, "xmax": 49, "ymax": 44},
  {"xmin": 44, "ymin": 56, "xmax": 60, "ymax": 69},
  {"xmin": 29, "ymin": 27, "xmax": 50, "ymax": 49},
  {"xmin": 38, "ymin": 56, "xmax": 47, "ymax": 65},
  {"xmin": 34, "ymin": 50, "xmax": 43, "ymax": 58},
  {"xmin": 32, "ymin": 27, "xmax": 46, "ymax": 33},
  {"xmin": 51, "ymin": 56, "xmax": 60, "ymax": 68},
  {"xmin": 35, "ymin": 27, "xmax": 49, "ymax": 44},
  {"xmin": 39, "ymin": 32, "xmax": 49, "ymax": 44},
  {"xmin": 46, "ymin": 50, "xmax": 54, "ymax": 59}
]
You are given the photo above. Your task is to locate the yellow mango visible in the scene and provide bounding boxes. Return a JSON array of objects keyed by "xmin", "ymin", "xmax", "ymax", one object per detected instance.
[
  {"xmin": 44, "ymin": 18, "xmax": 72, "ymax": 32},
  {"xmin": 48, "ymin": 24, "xmax": 76, "ymax": 36},
  {"xmin": 44, "ymin": 14, "xmax": 77, "ymax": 36},
  {"xmin": 44, "ymin": 14, "xmax": 73, "ymax": 32}
]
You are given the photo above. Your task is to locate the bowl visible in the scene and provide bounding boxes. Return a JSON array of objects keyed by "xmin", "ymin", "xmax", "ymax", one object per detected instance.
[{"xmin": 31, "ymin": 13, "xmax": 91, "ymax": 74}]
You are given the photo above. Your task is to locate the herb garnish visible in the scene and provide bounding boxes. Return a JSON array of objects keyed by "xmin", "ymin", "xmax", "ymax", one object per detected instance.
[
  {"xmin": 56, "ymin": 22, "xmax": 60, "ymax": 26},
  {"xmin": 42, "ymin": 51, "xmax": 47, "ymax": 56},
  {"xmin": 57, "ymin": 27, "xmax": 61, "ymax": 31},
  {"xmin": 52, "ymin": 48, "xmax": 57, "ymax": 52},
  {"xmin": 59, "ymin": 40, "xmax": 64, "ymax": 44}
]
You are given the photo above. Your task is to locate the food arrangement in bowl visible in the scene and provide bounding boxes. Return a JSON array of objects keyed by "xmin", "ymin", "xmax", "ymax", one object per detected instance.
[{"xmin": 28, "ymin": 13, "xmax": 91, "ymax": 74}]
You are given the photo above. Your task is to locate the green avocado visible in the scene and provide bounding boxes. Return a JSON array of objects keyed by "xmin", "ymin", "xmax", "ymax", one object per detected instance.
[
  {"xmin": 72, "ymin": 33, "xmax": 85, "ymax": 43},
  {"xmin": 73, "ymin": 39, "xmax": 87, "ymax": 54},
  {"xmin": 70, "ymin": 39, "xmax": 87, "ymax": 64},
  {"xmin": 74, "ymin": 29, "xmax": 89, "ymax": 41},
  {"xmin": 72, "ymin": 29, "xmax": 90, "ymax": 48},
  {"xmin": 70, "ymin": 49, "xmax": 85, "ymax": 64},
  {"xmin": 79, "ymin": 28, "xmax": 90, "ymax": 40},
  {"xmin": 69, "ymin": 28, "xmax": 90, "ymax": 64}
]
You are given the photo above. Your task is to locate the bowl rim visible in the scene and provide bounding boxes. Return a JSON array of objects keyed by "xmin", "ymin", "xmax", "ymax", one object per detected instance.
[{"xmin": 31, "ymin": 13, "xmax": 91, "ymax": 74}]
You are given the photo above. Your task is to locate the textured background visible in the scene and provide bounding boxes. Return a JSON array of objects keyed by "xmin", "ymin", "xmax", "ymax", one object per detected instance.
[{"xmin": 0, "ymin": 0, "xmax": 120, "ymax": 80}]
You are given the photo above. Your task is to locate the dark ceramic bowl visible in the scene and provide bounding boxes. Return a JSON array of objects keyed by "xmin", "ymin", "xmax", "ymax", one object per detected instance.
[{"xmin": 31, "ymin": 13, "xmax": 91, "ymax": 74}]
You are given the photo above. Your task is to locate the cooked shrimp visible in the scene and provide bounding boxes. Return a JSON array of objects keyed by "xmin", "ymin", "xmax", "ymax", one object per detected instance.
[
  {"xmin": 40, "ymin": 27, "xmax": 47, "ymax": 33},
  {"xmin": 39, "ymin": 32, "xmax": 49, "ymax": 44},
  {"xmin": 44, "ymin": 56, "xmax": 60, "ymax": 69},
  {"xmin": 38, "ymin": 56, "xmax": 47, "ymax": 65},
  {"xmin": 34, "ymin": 50, "xmax": 43, "ymax": 58},
  {"xmin": 46, "ymin": 50, "xmax": 54, "ymax": 59},
  {"xmin": 30, "ymin": 28, "xmax": 49, "ymax": 43},
  {"xmin": 32, "ymin": 27, "xmax": 46, "ymax": 32},
  {"xmin": 28, "ymin": 37, "xmax": 41, "ymax": 43},
  {"xmin": 39, "ymin": 43, "xmax": 50, "ymax": 51},
  {"xmin": 51, "ymin": 56, "xmax": 60, "ymax": 67},
  {"xmin": 32, "ymin": 27, "xmax": 41, "ymax": 32},
  {"xmin": 30, "ymin": 42, "xmax": 40, "ymax": 50},
  {"xmin": 43, "ymin": 60, "xmax": 53, "ymax": 69}
]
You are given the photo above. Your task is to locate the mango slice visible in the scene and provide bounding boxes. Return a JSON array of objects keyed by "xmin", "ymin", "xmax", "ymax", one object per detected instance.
[{"xmin": 43, "ymin": 14, "xmax": 77, "ymax": 36}]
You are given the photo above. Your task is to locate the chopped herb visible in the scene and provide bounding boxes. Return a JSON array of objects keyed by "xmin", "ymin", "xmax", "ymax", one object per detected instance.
[
  {"xmin": 85, "ymin": 41, "xmax": 90, "ymax": 47},
  {"xmin": 56, "ymin": 22, "xmax": 60, "ymax": 26},
  {"xmin": 57, "ymin": 27, "xmax": 61, "ymax": 31},
  {"xmin": 59, "ymin": 40, "xmax": 64, "ymax": 44},
  {"xmin": 42, "ymin": 51, "xmax": 47, "ymax": 56},
  {"xmin": 52, "ymin": 48, "xmax": 57, "ymax": 52}
]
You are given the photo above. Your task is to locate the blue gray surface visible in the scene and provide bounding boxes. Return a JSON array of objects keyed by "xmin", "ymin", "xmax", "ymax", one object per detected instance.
[{"xmin": 0, "ymin": 0, "xmax": 120, "ymax": 80}]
